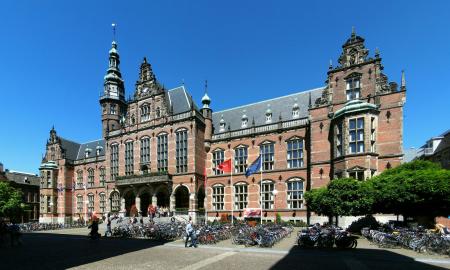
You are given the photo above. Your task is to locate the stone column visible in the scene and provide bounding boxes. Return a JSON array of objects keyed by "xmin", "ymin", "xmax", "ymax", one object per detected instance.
[
  {"xmin": 170, "ymin": 195, "xmax": 175, "ymax": 212},
  {"xmin": 152, "ymin": 195, "xmax": 157, "ymax": 206},
  {"xmin": 135, "ymin": 196, "xmax": 141, "ymax": 216},
  {"xmin": 120, "ymin": 198, "xmax": 126, "ymax": 217},
  {"xmin": 189, "ymin": 192, "xmax": 198, "ymax": 224}
]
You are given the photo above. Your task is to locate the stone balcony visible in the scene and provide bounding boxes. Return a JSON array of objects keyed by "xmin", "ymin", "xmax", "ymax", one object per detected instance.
[{"xmin": 115, "ymin": 171, "xmax": 172, "ymax": 186}]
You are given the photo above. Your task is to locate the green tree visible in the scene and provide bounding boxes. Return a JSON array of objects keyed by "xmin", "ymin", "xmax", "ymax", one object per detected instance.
[
  {"xmin": 368, "ymin": 160, "xmax": 450, "ymax": 218},
  {"xmin": 305, "ymin": 178, "xmax": 374, "ymax": 218},
  {"xmin": 0, "ymin": 181, "xmax": 25, "ymax": 221}
]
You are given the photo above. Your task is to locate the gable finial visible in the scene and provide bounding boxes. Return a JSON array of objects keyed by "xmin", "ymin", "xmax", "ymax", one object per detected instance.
[
  {"xmin": 351, "ymin": 26, "xmax": 356, "ymax": 36},
  {"xmin": 401, "ymin": 70, "xmax": 406, "ymax": 89},
  {"xmin": 204, "ymin": 80, "xmax": 208, "ymax": 94}
]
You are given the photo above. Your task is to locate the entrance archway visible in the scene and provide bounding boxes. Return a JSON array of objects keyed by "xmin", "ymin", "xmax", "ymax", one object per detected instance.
[
  {"xmin": 155, "ymin": 189, "xmax": 168, "ymax": 207},
  {"xmin": 175, "ymin": 185, "xmax": 189, "ymax": 210},
  {"xmin": 197, "ymin": 187, "xmax": 205, "ymax": 209},
  {"xmin": 124, "ymin": 190, "xmax": 136, "ymax": 217},
  {"xmin": 140, "ymin": 193, "xmax": 151, "ymax": 217}
]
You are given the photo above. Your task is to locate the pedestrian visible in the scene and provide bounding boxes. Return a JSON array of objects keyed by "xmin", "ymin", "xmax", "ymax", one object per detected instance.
[
  {"xmin": 88, "ymin": 217, "xmax": 100, "ymax": 240},
  {"xmin": 104, "ymin": 214, "xmax": 112, "ymax": 237},
  {"xmin": 185, "ymin": 220, "xmax": 197, "ymax": 248}
]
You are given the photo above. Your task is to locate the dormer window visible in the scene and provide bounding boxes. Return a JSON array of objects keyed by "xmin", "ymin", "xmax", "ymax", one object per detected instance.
[
  {"xmin": 84, "ymin": 148, "xmax": 92, "ymax": 158},
  {"xmin": 96, "ymin": 146, "xmax": 103, "ymax": 156},
  {"xmin": 219, "ymin": 115, "xmax": 226, "ymax": 132},
  {"xmin": 241, "ymin": 111, "xmax": 248, "ymax": 128},
  {"xmin": 346, "ymin": 78, "xmax": 360, "ymax": 101},
  {"xmin": 292, "ymin": 105, "xmax": 299, "ymax": 118},
  {"xmin": 265, "ymin": 105, "xmax": 272, "ymax": 123}
]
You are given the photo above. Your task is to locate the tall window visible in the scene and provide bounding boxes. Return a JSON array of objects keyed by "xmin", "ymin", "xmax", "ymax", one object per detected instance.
[
  {"xmin": 140, "ymin": 137, "xmax": 150, "ymax": 164},
  {"xmin": 99, "ymin": 193, "xmax": 106, "ymax": 213},
  {"xmin": 349, "ymin": 118, "xmax": 364, "ymax": 154},
  {"xmin": 234, "ymin": 147, "xmax": 248, "ymax": 173},
  {"xmin": 287, "ymin": 139, "xmax": 304, "ymax": 168},
  {"xmin": 157, "ymin": 133, "xmax": 168, "ymax": 172},
  {"xmin": 111, "ymin": 192, "xmax": 120, "ymax": 212},
  {"xmin": 77, "ymin": 195, "xmax": 83, "ymax": 213},
  {"xmin": 212, "ymin": 185, "xmax": 224, "ymax": 210},
  {"xmin": 47, "ymin": 171, "xmax": 52, "ymax": 188},
  {"xmin": 176, "ymin": 130, "xmax": 188, "ymax": 173},
  {"xmin": 346, "ymin": 78, "xmax": 360, "ymax": 100},
  {"xmin": 47, "ymin": 197, "xmax": 52, "ymax": 213},
  {"xmin": 110, "ymin": 104, "xmax": 117, "ymax": 115},
  {"xmin": 87, "ymin": 168, "xmax": 94, "ymax": 187},
  {"xmin": 87, "ymin": 194, "xmax": 94, "ymax": 213},
  {"xmin": 336, "ymin": 123, "xmax": 343, "ymax": 157},
  {"xmin": 140, "ymin": 104, "xmax": 150, "ymax": 122},
  {"xmin": 110, "ymin": 144, "xmax": 119, "ymax": 180},
  {"xmin": 212, "ymin": 150, "xmax": 224, "ymax": 175},
  {"xmin": 125, "ymin": 141, "xmax": 134, "ymax": 176},
  {"xmin": 99, "ymin": 167, "xmax": 106, "ymax": 187},
  {"xmin": 261, "ymin": 181, "xmax": 274, "ymax": 209},
  {"xmin": 287, "ymin": 179, "xmax": 304, "ymax": 209},
  {"xmin": 76, "ymin": 170, "xmax": 83, "ymax": 188},
  {"xmin": 234, "ymin": 183, "xmax": 248, "ymax": 210},
  {"xmin": 261, "ymin": 143, "xmax": 274, "ymax": 171}
]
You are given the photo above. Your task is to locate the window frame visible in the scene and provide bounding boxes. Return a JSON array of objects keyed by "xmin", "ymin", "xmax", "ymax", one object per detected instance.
[
  {"xmin": 87, "ymin": 168, "xmax": 94, "ymax": 187},
  {"xmin": 212, "ymin": 185, "xmax": 225, "ymax": 211},
  {"xmin": 286, "ymin": 179, "xmax": 304, "ymax": 209},
  {"xmin": 212, "ymin": 149, "xmax": 225, "ymax": 175},
  {"xmin": 125, "ymin": 141, "xmax": 134, "ymax": 176},
  {"xmin": 234, "ymin": 146, "xmax": 248, "ymax": 173},
  {"xmin": 234, "ymin": 183, "xmax": 248, "ymax": 210},
  {"xmin": 346, "ymin": 77, "xmax": 361, "ymax": 101},
  {"xmin": 157, "ymin": 133, "xmax": 168, "ymax": 172},
  {"xmin": 175, "ymin": 129, "xmax": 188, "ymax": 173},
  {"xmin": 260, "ymin": 180, "xmax": 275, "ymax": 210},
  {"xmin": 287, "ymin": 139, "xmax": 304, "ymax": 169},
  {"xmin": 348, "ymin": 117, "xmax": 365, "ymax": 154},
  {"xmin": 110, "ymin": 144, "xmax": 119, "ymax": 180},
  {"xmin": 260, "ymin": 143, "xmax": 275, "ymax": 171}
]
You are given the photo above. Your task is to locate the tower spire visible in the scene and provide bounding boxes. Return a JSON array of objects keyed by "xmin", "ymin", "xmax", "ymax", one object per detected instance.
[
  {"xmin": 112, "ymin": 23, "xmax": 117, "ymax": 41},
  {"xmin": 401, "ymin": 70, "xmax": 406, "ymax": 90},
  {"xmin": 201, "ymin": 79, "xmax": 211, "ymax": 109}
]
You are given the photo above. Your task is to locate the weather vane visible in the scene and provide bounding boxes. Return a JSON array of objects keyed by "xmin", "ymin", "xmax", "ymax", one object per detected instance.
[{"xmin": 112, "ymin": 23, "xmax": 117, "ymax": 41}]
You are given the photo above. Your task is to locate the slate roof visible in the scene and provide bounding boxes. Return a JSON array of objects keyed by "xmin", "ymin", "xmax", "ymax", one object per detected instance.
[
  {"xmin": 167, "ymin": 86, "xmax": 199, "ymax": 114},
  {"xmin": 76, "ymin": 139, "xmax": 106, "ymax": 160},
  {"xmin": 5, "ymin": 171, "xmax": 40, "ymax": 187},
  {"xmin": 211, "ymin": 87, "xmax": 324, "ymax": 133},
  {"xmin": 59, "ymin": 138, "xmax": 81, "ymax": 161},
  {"xmin": 434, "ymin": 130, "xmax": 450, "ymax": 154}
]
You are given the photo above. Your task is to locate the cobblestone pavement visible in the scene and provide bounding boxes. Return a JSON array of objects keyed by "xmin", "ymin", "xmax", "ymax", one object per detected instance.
[{"xmin": 0, "ymin": 228, "xmax": 449, "ymax": 270}]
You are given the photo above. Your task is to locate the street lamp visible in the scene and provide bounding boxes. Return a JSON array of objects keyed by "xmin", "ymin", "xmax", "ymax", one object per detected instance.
[
  {"xmin": 272, "ymin": 189, "xmax": 278, "ymax": 223},
  {"xmin": 49, "ymin": 201, "xmax": 54, "ymax": 224}
]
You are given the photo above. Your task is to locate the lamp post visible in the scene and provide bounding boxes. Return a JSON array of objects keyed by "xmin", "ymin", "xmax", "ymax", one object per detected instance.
[
  {"xmin": 85, "ymin": 201, "xmax": 89, "ymax": 226},
  {"xmin": 272, "ymin": 189, "xmax": 278, "ymax": 223},
  {"xmin": 49, "ymin": 201, "xmax": 54, "ymax": 224}
]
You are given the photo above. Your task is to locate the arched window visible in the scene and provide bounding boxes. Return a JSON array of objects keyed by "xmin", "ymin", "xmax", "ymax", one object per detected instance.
[
  {"xmin": 76, "ymin": 170, "xmax": 83, "ymax": 189},
  {"xmin": 176, "ymin": 129, "xmax": 188, "ymax": 173},
  {"xmin": 76, "ymin": 195, "xmax": 83, "ymax": 213},
  {"xmin": 157, "ymin": 133, "xmax": 168, "ymax": 172},
  {"xmin": 110, "ymin": 191, "xmax": 120, "ymax": 212},
  {"xmin": 99, "ymin": 193, "xmax": 106, "ymax": 213},
  {"xmin": 212, "ymin": 185, "xmax": 225, "ymax": 210},
  {"xmin": 287, "ymin": 178, "xmax": 304, "ymax": 209},
  {"xmin": 234, "ymin": 146, "xmax": 248, "ymax": 173},
  {"xmin": 140, "ymin": 104, "xmax": 150, "ymax": 122},
  {"xmin": 99, "ymin": 167, "xmax": 106, "ymax": 187},
  {"xmin": 346, "ymin": 77, "xmax": 360, "ymax": 100},
  {"xmin": 260, "ymin": 180, "xmax": 275, "ymax": 209},
  {"xmin": 260, "ymin": 142, "xmax": 274, "ymax": 171},
  {"xmin": 287, "ymin": 138, "xmax": 304, "ymax": 168},
  {"xmin": 87, "ymin": 168, "xmax": 94, "ymax": 187},
  {"xmin": 234, "ymin": 183, "xmax": 248, "ymax": 210},
  {"xmin": 125, "ymin": 141, "xmax": 134, "ymax": 176},
  {"xmin": 212, "ymin": 149, "xmax": 225, "ymax": 175},
  {"xmin": 87, "ymin": 193, "xmax": 94, "ymax": 214},
  {"xmin": 110, "ymin": 144, "xmax": 119, "ymax": 180},
  {"xmin": 140, "ymin": 137, "xmax": 151, "ymax": 164}
]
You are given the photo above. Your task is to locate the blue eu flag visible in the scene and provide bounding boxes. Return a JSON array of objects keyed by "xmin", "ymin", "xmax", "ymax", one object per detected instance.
[{"xmin": 245, "ymin": 155, "xmax": 261, "ymax": 177}]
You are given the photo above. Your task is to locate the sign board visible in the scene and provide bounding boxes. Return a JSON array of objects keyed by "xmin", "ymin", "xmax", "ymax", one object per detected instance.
[{"xmin": 244, "ymin": 208, "xmax": 261, "ymax": 218}]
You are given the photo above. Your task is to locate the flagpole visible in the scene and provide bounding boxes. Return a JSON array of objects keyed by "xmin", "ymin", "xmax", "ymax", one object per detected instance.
[
  {"xmin": 205, "ymin": 172, "xmax": 208, "ymax": 225},
  {"xmin": 231, "ymin": 152, "xmax": 234, "ymax": 225},
  {"xmin": 260, "ymin": 153, "xmax": 263, "ymax": 225}
]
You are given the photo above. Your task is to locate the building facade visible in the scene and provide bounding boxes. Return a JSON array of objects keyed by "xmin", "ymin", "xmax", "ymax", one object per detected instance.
[
  {"xmin": 0, "ymin": 163, "xmax": 40, "ymax": 222},
  {"xmin": 39, "ymin": 30, "xmax": 406, "ymax": 224}
]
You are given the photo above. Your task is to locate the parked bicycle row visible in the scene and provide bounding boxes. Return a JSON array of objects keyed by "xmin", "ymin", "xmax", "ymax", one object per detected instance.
[
  {"xmin": 232, "ymin": 223, "xmax": 293, "ymax": 248},
  {"xmin": 18, "ymin": 222, "xmax": 86, "ymax": 232},
  {"xmin": 297, "ymin": 224, "xmax": 358, "ymax": 249},
  {"xmin": 361, "ymin": 227, "xmax": 450, "ymax": 256},
  {"xmin": 111, "ymin": 221, "xmax": 185, "ymax": 241}
]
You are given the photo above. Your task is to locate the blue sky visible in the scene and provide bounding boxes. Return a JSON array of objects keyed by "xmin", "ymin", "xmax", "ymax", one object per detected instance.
[{"xmin": 1, "ymin": 1, "xmax": 449, "ymax": 174}]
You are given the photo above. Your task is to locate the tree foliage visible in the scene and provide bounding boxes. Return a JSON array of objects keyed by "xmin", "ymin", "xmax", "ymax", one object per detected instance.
[
  {"xmin": 0, "ymin": 181, "xmax": 24, "ymax": 220},
  {"xmin": 305, "ymin": 178, "xmax": 373, "ymax": 217},
  {"xmin": 305, "ymin": 160, "xmax": 450, "ymax": 219}
]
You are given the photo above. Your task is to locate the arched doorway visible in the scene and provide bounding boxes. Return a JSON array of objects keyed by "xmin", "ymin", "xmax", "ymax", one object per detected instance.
[
  {"xmin": 124, "ymin": 190, "xmax": 136, "ymax": 217},
  {"xmin": 140, "ymin": 192, "xmax": 151, "ymax": 217},
  {"xmin": 156, "ymin": 188, "xmax": 170, "ymax": 208},
  {"xmin": 175, "ymin": 185, "xmax": 189, "ymax": 210},
  {"xmin": 197, "ymin": 187, "xmax": 205, "ymax": 209}
]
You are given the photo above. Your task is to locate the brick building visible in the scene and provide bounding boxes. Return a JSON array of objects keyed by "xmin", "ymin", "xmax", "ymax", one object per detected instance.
[
  {"xmin": 0, "ymin": 163, "xmax": 40, "ymax": 222},
  {"xmin": 39, "ymin": 30, "xmax": 406, "ymax": 224}
]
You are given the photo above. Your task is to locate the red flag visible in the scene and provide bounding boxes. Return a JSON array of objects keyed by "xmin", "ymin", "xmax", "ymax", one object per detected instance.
[{"xmin": 216, "ymin": 159, "xmax": 232, "ymax": 173}]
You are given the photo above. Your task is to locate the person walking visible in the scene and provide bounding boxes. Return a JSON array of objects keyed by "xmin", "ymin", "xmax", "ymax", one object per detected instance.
[
  {"xmin": 185, "ymin": 220, "xmax": 197, "ymax": 248},
  {"xmin": 104, "ymin": 214, "xmax": 112, "ymax": 237}
]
